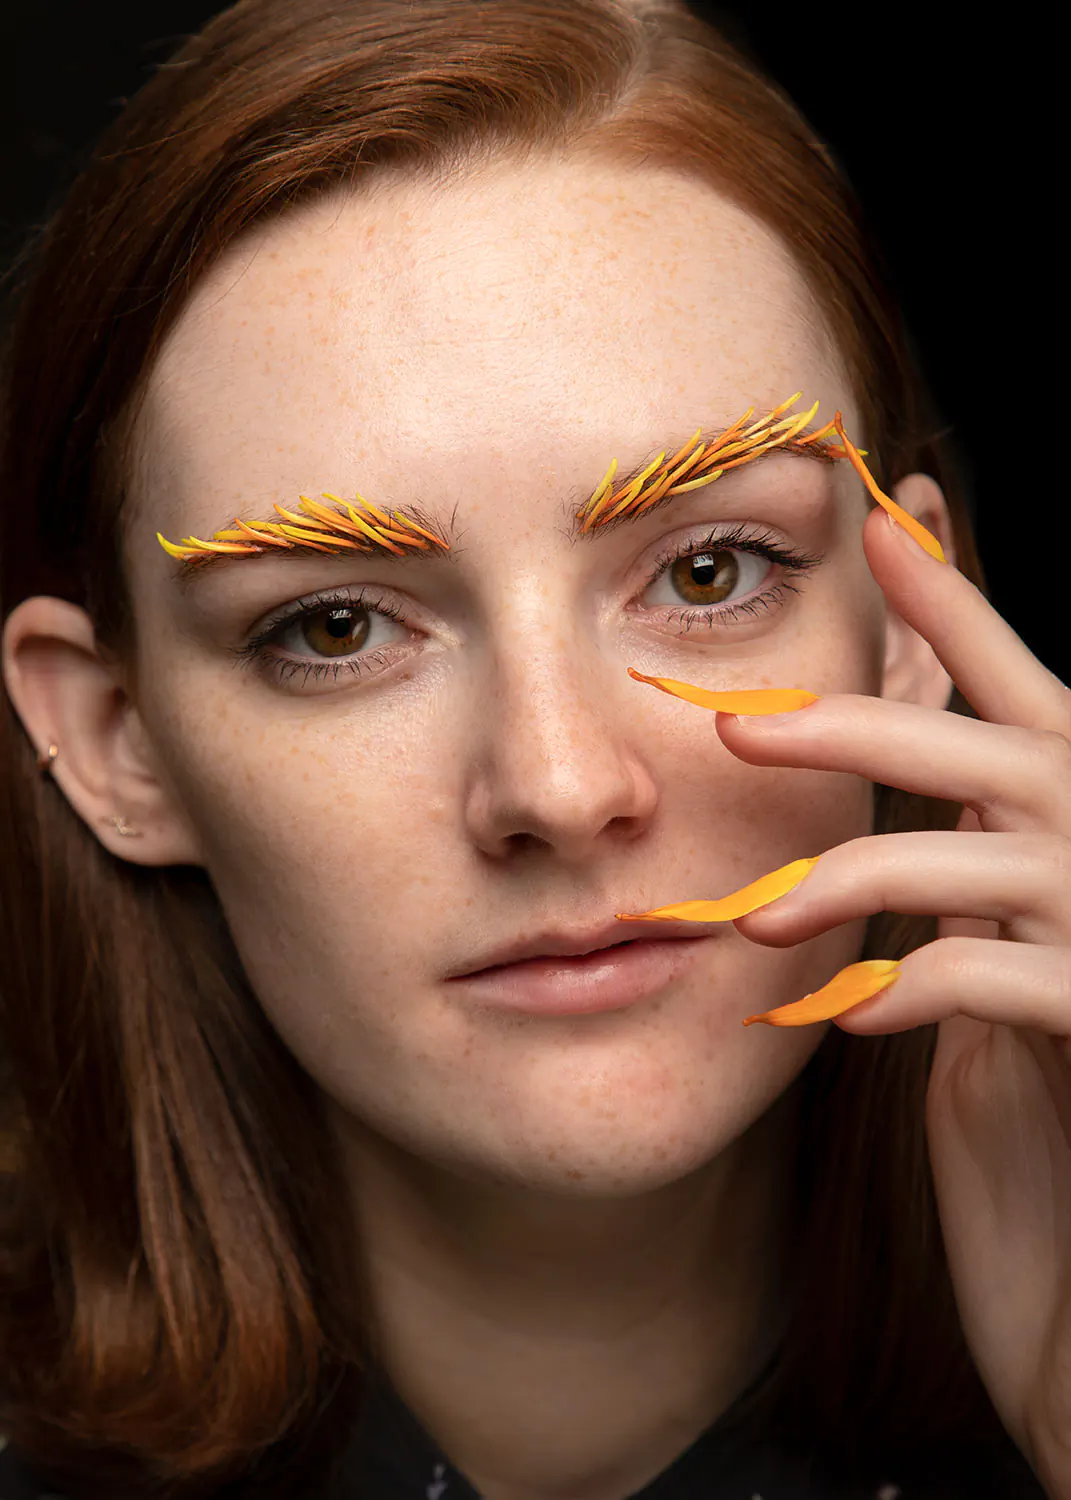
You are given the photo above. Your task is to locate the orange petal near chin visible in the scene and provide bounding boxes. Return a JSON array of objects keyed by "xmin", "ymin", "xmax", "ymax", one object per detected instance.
[
  {"xmin": 742, "ymin": 959, "xmax": 902, "ymax": 1027},
  {"xmin": 627, "ymin": 668, "xmax": 819, "ymax": 715},
  {"xmin": 615, "ymin": 856, "xmax": 821, "ymax": 925}
]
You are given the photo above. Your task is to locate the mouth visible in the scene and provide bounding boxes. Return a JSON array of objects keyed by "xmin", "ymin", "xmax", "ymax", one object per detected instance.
[
  {"xmin": 469, "ymin": 935, "xmax": 643, "ymax": 977},
  {"xmin": 448, "ymin": 931, "xmax": 712, "ymax": 1016},
  {"xmin": 451, "ymin": 915, "xmax": 715, "ymax": 979}
]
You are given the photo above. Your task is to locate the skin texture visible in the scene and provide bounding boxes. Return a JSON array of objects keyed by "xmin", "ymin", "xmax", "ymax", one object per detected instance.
[{"xmin": 3, "ymin": 155, "xmax": 956, "ymax": 1500}]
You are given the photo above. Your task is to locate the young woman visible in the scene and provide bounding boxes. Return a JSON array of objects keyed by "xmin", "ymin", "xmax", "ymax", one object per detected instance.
[{"xmin": 0, "ymin": 2, "xmax": 1067, "ymax": 1497}]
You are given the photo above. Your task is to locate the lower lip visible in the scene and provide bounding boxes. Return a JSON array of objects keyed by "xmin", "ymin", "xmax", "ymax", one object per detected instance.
[{"xmin": 450, "ymin": 937, "xmax": 710, "ymax": 1015}]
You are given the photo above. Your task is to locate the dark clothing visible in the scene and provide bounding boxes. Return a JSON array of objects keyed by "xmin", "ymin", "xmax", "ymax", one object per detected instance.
[{"xmin": 0, "ymin": 1372, "xmax": 1048, "ymax": 1499}]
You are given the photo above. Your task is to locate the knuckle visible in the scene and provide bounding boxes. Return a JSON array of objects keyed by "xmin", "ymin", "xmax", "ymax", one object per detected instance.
[{"xmin": 1035, "ymin": 727, "xmax": 1071, "ymax": 778}]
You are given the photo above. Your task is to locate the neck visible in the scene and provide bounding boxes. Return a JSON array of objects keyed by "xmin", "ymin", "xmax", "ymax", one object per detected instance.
[{"xmin": 328, "ymin": 1086, "xmax": 800, "ymax": 1500}]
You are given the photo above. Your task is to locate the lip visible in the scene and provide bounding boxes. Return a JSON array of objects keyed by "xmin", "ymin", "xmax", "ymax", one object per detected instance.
[
  {"xmin": 451, "ymin": 917, "xmax": 713, "ymax": 976},
  {"xmin": 446, "ymin": 934, "xmax": 712, "ymax": 1016}
]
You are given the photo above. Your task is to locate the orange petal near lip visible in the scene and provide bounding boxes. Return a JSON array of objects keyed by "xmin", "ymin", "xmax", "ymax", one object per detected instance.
[
  {"xmin": 627, "ymin": 668, "xmax": 819, "ymax": 716},
  {"xmin": 742, "ymin": 959, "xmax": 902, "ymax": 1027},
  {"xmin": 615, "ymin": 856, "xmax": 821, "ymax": 925}
]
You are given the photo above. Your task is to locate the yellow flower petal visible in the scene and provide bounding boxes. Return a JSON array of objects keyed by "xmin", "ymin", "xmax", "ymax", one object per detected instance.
[
  {"xmin": 626, "ymin": 668, "xmax": 819, "ymax": 715},
  {"xmin": 742, "ymin": 959, "xmax": 902, "ymax": 1027},
  {"xmin": 614, "ymin": 856, "xmax": 821, "ymax": 925},
  {"xmin": 832, "ymin": 414, "xmax": 947, "ymax": 563}
]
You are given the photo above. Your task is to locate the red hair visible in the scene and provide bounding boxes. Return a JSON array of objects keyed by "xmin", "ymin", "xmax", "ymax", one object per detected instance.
[{"xmin": 0, "ymin": 1, "xmax": 997, "ymax": 1493}]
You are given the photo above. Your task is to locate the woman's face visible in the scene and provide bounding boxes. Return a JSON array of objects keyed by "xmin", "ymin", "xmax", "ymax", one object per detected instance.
[{"xmin": 126, "ymin": 156, "xmax": 887, "ymax": 1194}]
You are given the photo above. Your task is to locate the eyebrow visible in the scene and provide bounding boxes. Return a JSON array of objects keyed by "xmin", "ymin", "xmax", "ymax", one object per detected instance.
[{"xmin": 161, "ymin": 396, "xmax": 853, "ymax": 591}]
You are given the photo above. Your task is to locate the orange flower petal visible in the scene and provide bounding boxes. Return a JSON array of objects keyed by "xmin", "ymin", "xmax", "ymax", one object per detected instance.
[
  {"xmin": 348, "ymin": 492, "xmax": 394, "ymax": 527},
  {"xmin": 831, "ymin": 414, "xmax": 947, "ymax": 563},
  {"xmin": 742, "ymin": 959, "xmax": 902, "ymax": 1027},
  {"xmin": 614, "ymin": 856, "xmax": 821, "ymax": 925},
  {"xmin": 387, "ymin": 512, "xmax": 451, "ymax": 550},
  {"xmin": 626, "ymin": 668, "xmax": 818, "ymax": 715},
  {"xmin": 226, "ymin": 519, "xmax": 293, "ymax": 549}
]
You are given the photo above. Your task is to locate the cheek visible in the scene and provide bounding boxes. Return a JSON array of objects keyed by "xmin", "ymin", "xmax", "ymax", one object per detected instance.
[{"xmin": 148, "ymin": 683, "xmax": 452, "ymax": 973}]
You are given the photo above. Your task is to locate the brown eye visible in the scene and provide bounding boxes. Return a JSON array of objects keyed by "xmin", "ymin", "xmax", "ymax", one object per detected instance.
[
  {"xmin": 666, "ymin": 549, "xmax": 739, "ymax": 605},
  {"xmin": 297, "ymin": 605, "xmax": 372, "ymax": 657}
]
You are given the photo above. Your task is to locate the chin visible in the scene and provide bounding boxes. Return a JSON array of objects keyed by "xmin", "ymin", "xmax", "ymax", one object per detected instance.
[{"xmin": 454, "ymin": 1106, "xmax": 747, "ymax": 1199}]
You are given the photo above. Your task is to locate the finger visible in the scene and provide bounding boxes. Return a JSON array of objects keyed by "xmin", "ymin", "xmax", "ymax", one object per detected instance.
[
  {"xmin": 727, "ymin": 830, "xmax": 1071, "ymax": 950},
  {"xmin": 823, "ymin": 937, "xmax": 1071, "ymax": 1038},
  {"xmin": 843, "ymin": 421, "xmax": 1071, "ymax": 737},
  {"xmin": 718, "ymin": 695, "xmax": 1071, "ymax": 838}
]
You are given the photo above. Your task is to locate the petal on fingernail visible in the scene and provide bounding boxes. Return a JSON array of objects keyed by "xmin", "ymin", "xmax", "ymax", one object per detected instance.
[
  {"xmin": 615, "ymin": 856, "xmax": 821, "ymax": 925},
  {"xmin": 626, "ymin": 668, "xmax": 819, "ymax": 715},
  {"xmin": 831, "ymin": 414, "xmax": 947, "ymax": 563},
  {"xmin": 742, "ymin": 958, "xmax": 902, "ymax": 1027}
]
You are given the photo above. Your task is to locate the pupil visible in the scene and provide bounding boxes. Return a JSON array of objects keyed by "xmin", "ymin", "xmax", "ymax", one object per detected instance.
[
  {"xmin": 326, "ymin": 610, "xmax": 354, "ymax": 639},
  {"xmin": 670, "ymin": 548, "xmax": 735, "ymax": 605},
  {"xmin": 302, "ymin": 606, "xmax": 371, "ymax": 657}
]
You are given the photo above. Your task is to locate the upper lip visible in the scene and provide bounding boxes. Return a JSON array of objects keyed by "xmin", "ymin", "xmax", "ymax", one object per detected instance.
[{"xmin": 448, "ymin": 917, "xmax": 708, "ymax": 978}]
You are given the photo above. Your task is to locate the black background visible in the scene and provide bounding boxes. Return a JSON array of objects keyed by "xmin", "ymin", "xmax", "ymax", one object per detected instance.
[{"xmin": 1, "ymin": 3, "xmax": 1059, "ymax": 687}]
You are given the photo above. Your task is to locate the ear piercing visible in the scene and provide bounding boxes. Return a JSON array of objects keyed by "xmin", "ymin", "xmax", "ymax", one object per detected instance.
[{"xmin": 35, "ymin": 741, "xmax": 142, "ymax": 837}]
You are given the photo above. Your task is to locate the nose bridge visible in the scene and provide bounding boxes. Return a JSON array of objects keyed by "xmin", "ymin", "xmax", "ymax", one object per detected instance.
[
  {"xmin": 489, "ymin": 600, "xmax": 614, "ymax": 763},
  {"xmin": 464, "ymin": 603, "xmax": 657, "ymax": 855}
]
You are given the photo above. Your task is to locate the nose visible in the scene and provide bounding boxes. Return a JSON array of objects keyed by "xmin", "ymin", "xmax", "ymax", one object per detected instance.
[{"xmin": 462, "ymin": 638, "xmax": 658, "ymax": 863}]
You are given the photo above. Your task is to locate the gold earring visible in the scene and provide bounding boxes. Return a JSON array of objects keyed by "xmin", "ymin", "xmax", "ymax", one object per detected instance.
[{"xmin": 36, "ymin": 744, "xmax": 140, "ymax": 837}]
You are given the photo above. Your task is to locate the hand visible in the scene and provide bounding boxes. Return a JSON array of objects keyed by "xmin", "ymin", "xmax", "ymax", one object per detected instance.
[{"xmin": 624, "ymin": 503, "xmax": 1071, "ymax": 1496}]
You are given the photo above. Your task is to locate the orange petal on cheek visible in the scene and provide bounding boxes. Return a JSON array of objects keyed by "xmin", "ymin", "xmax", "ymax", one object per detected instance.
[
  {"xmin": 626, "ymin": 669, "xmax": 818, "ymax": 716},
  {"xmin": 615, "ymin": 856, "xmax": 821, "ymax": 925},
  {"xmin": 742, "ymin": 959, "xmax": 902, "ymax": 1027}
]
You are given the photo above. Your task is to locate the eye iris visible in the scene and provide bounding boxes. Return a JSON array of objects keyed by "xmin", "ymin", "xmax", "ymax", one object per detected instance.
[
  {"xmin": 303, "ymin": 606, "xmax": 371, "ymax": 657},
  {"xmin": 670, "ymin": 549, "xmax": 736, "ymax": 605}
]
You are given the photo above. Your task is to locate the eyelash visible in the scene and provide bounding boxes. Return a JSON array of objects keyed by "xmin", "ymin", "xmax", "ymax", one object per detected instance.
[{"xmin": 230, "ymin": 520, "xmax": 825, "ymax": 689}]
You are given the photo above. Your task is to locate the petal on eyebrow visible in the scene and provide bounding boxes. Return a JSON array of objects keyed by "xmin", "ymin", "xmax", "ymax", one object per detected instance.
[
  {"xmin": 156, "ymin": 391, "xmax": 869, "ymax": 576},
  {"xmin": 574, "ymin": 391, "xmax": 868, "ymax": 534}
]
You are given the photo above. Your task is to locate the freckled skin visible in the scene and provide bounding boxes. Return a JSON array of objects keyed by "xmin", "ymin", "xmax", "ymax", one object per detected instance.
[{"xmin": 119, "ymin": 154, "xmax": 911, "ymax": 1491}]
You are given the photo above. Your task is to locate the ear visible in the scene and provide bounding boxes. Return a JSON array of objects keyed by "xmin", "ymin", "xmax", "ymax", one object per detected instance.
[
  {"xmin": 877, "ymin": 471, "xmax": 959, "ymax": 712},
  {"xmin": 2, "ymin": 595, "xmax": 206, "ymax": 867}
]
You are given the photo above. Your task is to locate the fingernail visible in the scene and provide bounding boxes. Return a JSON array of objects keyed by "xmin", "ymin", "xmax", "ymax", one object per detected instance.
[
  {"xmin": 737, "ymin": 709, "xmax": 807, "ymax": 728},
  {"xmin": 883, "ymin": 505, "xmax": 947, "ymax": 564},
  {"xmin": 742, "ymin": 958, "xmax": 902, "ymax": 1027},
  {"xmin": 615, "ymin": 855, "xmax": 821, "ymax": 925}
]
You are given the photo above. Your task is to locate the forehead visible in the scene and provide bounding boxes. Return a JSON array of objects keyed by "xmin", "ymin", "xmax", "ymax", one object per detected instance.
[{"xmin": 137, "ymin": 156, "xmax": 844, "ymax": 530}]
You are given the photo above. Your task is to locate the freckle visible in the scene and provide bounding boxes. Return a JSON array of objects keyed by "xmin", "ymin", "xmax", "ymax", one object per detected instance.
[
  {"xmin": 290, "ymin": 745, "xmax": 299, "ymax": 755},
  {"xmin": 566, "ymin": 1170, "xmax": 585, "ymax": 1181}
]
